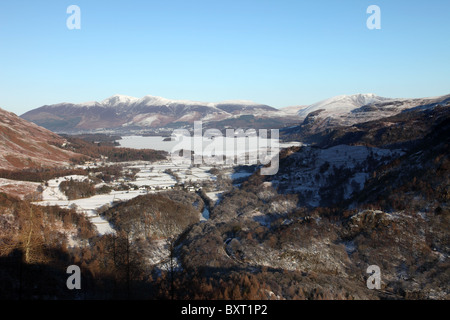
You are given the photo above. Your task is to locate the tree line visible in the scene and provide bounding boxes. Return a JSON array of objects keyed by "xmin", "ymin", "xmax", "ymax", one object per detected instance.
[{"xmin": 62, "ymin": 136, "xmax": 167, "ymax": 163}]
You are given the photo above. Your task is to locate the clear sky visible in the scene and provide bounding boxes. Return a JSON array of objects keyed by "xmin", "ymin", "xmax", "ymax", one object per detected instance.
[{"xmin": 1, "ymin": 0, "xmax": 449, "ymax": 115}]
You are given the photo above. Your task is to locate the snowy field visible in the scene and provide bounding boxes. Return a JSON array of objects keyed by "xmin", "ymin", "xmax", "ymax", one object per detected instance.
[
  {"xmin": 34, "ymin": 160, "xmax": 223, "ymax": 235},
  {"xmin": 0, "ymin": 178, "xmax": 41, "ymax": 200},
  {"xmin": 37, "ymin": 189, "xmax": 150, "ymax": 235}
]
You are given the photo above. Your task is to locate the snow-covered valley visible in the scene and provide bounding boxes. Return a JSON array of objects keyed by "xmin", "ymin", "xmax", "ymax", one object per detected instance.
[
  {"xmin": 33, "ymin": 160, "xmax": 224, "ymax": 235},
  {"xmin": 27, "ymin": 134, "xmax": 300, "ymax": 259}
]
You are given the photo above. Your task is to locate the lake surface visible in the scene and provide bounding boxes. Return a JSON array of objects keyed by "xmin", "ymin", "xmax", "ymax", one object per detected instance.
[{"xmin": 118, "ymin": 135, "xmax": 301, "ymax": 155}]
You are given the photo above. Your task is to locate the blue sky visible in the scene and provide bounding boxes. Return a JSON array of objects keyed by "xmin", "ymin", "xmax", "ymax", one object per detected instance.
[{"xmin": 1, "ymin": 0, "xmax": 449, "ymax": 115}]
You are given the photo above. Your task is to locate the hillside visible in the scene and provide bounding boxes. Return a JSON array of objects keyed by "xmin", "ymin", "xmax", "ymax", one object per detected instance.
[
  {"xmin": 283, "ymin": 93, "xmax": 450, "ymax": 141},
  {"xmin": 0, "ymin": 107, "xmax": 80, "ymax": 170},
  {"xmin": 175, "ymin": 103, "xmax": 449, "ymax": 299},
  {"xmin": 276, "ymin": 104, "xmax": 450, "ymax": 208}
]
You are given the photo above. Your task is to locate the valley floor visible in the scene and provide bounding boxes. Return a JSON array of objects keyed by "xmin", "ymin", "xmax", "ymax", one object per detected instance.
[{"xmin": 33, "ymin": 160, "xmax": 233, "ymax": 235}]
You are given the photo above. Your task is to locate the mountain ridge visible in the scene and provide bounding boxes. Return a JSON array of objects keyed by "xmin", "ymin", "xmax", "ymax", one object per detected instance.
[
  {"xmin": 284, "ymin": 93, "xmax": 450, "ymax": 141},
  {"xmin": 20, "ymin": 92, "xmax": 450, "ymax": 134},
  {"xmin": 21, "ymin": 94, "xmax": 287, "ymax": 132}
]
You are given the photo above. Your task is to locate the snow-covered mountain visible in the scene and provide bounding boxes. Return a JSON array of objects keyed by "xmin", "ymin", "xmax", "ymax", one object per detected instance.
[
  {"xmin": 21, "ymin": 92, "xmax": 450, "ymax": 134},
  {"xmin": 297, "ymin": 93, "xmax": 390, "ymax": 119},
  {"xmin": 293, "ymin": 93, "xmax": 450, "ymax": 135},
  {"xmin": 279, "ymin": 105, "xmax": 309, "ymax": 115},
  {"xmin": 21, "ymin": 94, "xmax": 291, "ymax": 132}
]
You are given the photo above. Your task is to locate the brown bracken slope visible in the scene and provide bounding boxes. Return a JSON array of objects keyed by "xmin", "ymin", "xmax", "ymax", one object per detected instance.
[{"xmin": 0, "ymin": 107, "xmax": 80, "ymax": 170}]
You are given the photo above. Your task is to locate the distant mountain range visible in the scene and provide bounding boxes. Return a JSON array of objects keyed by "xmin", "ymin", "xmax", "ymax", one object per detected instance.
[
  {"xmin": 21, "ymin": 95, "xmax": 293, "ymax": 133},
  {"xmin": 20, "ymin": 93, "xmax": 450, "ymax": 134}
]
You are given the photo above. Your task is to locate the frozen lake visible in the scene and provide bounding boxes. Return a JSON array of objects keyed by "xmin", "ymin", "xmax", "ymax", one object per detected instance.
[
  {"xmin": 118, "ymin": 136, "xmax": 178, "ymax": 152},
  {"xmin": 118, "ymin": 135, "xmax": 301, "ymax": 158}
]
